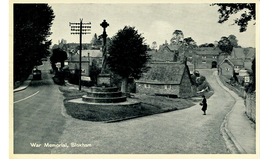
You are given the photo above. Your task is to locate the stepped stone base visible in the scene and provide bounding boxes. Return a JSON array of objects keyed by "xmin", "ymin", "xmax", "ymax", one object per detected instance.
[
  {"xmin": 82, "ymin": 95, "xmax": 127, "ymax": 103},
  {"xmin": 68, "ymin": 98, "xmax": 141, "ymax": 107}
]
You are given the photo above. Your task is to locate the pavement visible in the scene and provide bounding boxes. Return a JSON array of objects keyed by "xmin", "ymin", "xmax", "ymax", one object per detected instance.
[
  {"xmin": 13, "ymin": 71, "xmax": 256, "ymax": 154},
  {"xmin": 13, "ymin": 75, "xmax": 33, "ymax": 92},
  {"xmin": 214, "ymin": 71, "xmax": 256, "ymax": 154}
]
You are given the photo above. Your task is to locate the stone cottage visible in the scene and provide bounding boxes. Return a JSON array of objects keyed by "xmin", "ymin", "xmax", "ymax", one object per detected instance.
[
  {"xmin": 136, "ymin": 62, "xmax": 194, "ymax": 98},
  {"xmin": 219, "ymin": 58, "xmax": 244, "ymax": 76}
]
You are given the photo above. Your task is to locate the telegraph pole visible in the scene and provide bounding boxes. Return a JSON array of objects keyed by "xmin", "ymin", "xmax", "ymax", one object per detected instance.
[{"xmin": 69, "ymin": 19, "xmax": 91, "ymax": 91}]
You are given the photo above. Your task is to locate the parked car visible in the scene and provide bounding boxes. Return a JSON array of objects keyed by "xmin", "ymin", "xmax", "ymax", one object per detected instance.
[{"xmin": 32, "ymin": 67, "xmax": 41, "ymax": 80}]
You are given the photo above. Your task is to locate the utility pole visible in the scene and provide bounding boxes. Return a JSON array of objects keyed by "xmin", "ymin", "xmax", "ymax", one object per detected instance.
[{"xmin": 69, "ymin": 19, "xmax": 91, "ymax": 91}]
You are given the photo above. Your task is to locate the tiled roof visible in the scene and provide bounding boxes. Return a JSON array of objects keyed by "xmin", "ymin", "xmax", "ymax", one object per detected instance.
[
  {"xmin": 137, "ymin": 62, "xmax": 187, "ymax": 84},
  {"xmin": 77, "ymin": 50, "xmax": 103, "ymax": 57},
  {"xmin": 195, "ymin": 47, "xmax": 221, "ymax": 55},
  {"xmin": 220, "ymin": 58, "xmax": 244, "ymax": 66},
  {"xmin": 229, "ymin": 59, "xmax": 244, "ymax": 66},
  {"xmin": 231, "ymin": 48, "xmax": 255, "ymax": 59},
  {"xmin": 147, "ymin": 50, "xmax": 174, "ymax": 62},
  {"xmin": 69, "ymin": 54, "xmax": 89, "ymax": 62}
]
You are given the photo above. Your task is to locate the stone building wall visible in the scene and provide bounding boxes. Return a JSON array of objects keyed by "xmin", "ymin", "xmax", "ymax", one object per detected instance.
[
  {"xmin": 136, "ymin": 83, "xmax": 180, "ymax": 97},
  {"xmin": 245, "ymin": 92, "xmax": 256, "ymax": 123},
  {"xmin": 219, "ymin": 62, "xmax": 233, "ymax": 76}
]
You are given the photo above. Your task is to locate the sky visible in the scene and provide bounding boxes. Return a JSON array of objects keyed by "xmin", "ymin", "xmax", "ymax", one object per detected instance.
[{"xmin": 48, "ymin": 3, "xmax": 256, "ymax": 48}]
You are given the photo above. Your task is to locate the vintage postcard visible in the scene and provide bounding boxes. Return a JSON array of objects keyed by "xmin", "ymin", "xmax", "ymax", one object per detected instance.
[{"xmin": 10, "ymin": 0, "xmax": 258, "ymax": 159}]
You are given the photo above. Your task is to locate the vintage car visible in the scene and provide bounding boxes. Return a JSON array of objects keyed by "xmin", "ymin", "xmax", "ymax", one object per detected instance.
[{"xmin": 32, "ymin": 67, "xmax": 41, "ymax": 80}]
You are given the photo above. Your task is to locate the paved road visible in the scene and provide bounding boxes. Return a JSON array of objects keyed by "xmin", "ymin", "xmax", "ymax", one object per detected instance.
[
  {"xmin": 50, "ymin": 69, "xmax": 235, "ymax": 154},
  {"xmin": 13, "ymin": 62, "xmax": 66, "ymax": 154}
]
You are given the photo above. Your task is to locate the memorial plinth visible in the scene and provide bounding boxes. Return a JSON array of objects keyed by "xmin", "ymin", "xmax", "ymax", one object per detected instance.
[{"xmin": 82, "ymin": 86, "xmax": 127, "ymax": 103}]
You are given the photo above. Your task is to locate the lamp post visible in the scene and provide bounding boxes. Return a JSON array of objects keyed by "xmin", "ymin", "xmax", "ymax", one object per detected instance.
[{"xmin": 69, "ymin": 19, "xmax": 91, "ymax": 91}]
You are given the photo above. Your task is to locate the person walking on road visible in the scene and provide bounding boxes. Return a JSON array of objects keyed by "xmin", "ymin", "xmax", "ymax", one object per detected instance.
[{"xmin": 201, "ymin": 95, "xmax": 207, "ymax": 115}]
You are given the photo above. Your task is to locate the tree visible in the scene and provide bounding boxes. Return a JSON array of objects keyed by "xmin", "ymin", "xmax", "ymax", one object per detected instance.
[
  {"xmin": 218, "ymin": 36, "xmax": 233, "ymax": 55},
  {"xmin": 151, "ymin": 41, "xmax": 157, "ymax": 50},
  {"xmin": 14, "ymin": 4, "xmax": 55, "ymax": 82},
  {"xmin": 50, "ymin": 48, "xmax": 68, "ymax": 72},
  {"xmin": 170, "ymin": 30, "xmax": 184, "ymax": 45},
  {"xmin": 212, "ymin": 3, "xmax": 256, "ymax": 32},
  {"xmin": 91, "ymin": 33, "xmax": 98, "ymax": 45},
  {"xmin": 107, "ymin": 26, "xmax": 151, "ymax": 93},
  {"xmin": 228, "ymin": 35, "xmax": 238, "ymax": 47},
  {"xmin": 183, "ymin": 37, "xmax": 197, "ymax": 48}
]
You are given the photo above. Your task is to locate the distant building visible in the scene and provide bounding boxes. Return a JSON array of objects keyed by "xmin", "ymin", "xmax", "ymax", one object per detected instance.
[
  {"xmin": 219, "ymin": 58, "xmax": 244, "ymax": 76},
  {"xmin": 193, "ymin": 47, "xmax": 221, "ymax": 69},
  {"xmin": 77, "ymin": 49, "xmax": 103, "ymax": 67},
  {"xmin": 67, "ymin": 54, "xmax": 90, "ymax": 76},
  {"xmin": 136, "ymin": 62, "xmax": 194, "ymax": 98}
]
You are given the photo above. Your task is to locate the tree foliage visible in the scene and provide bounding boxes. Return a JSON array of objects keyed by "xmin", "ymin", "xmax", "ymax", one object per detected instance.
[
  {"xmin": 228, "ymin": 34, "xmax": 238, "ymax": 47},
  {"xmin": 170, "ymin": 30, "xmax": 184, "ymax": 45},
  {"xmin": 183, "ymin": 37, "xmax": 197, "ymax": 48},
  {"xmin": 50, "ymin": 48, "xmax": 68, "ymax": 71},
  {"xmin": 14, "ymin": 4, "xmax": 55, "ymax": 82},
  {"xmin": 218, "ymin": 36, "xmax": 233, "ymax": 54},
  {"xmin": 212, "ymin": 3, "xmax": 256, "ymax": 32},
  {"xmin": 107, "ymin": 26, "xmax": 151, "ymax": 79}
]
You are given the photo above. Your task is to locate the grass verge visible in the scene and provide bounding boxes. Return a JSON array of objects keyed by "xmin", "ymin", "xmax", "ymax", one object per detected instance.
[{"xmin": 59, "ymin": 86, "xmax": 196, "ymax": 122}]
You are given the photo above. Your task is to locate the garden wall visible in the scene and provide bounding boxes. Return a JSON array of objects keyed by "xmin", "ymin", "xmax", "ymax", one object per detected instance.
[{"xmin": 245, "ymin": 92, "xmax": 256, "ymax": 123}]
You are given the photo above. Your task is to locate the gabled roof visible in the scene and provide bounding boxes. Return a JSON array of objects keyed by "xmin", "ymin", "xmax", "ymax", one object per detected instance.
[
  {"xmin": 159, "ymin": 44, "xmax": 181, "ymax": 52},
  {"xmin": 220, "ymin": 58, "xmax": 244, "ymax": 66},
  {"xmin": 195, "ymin": 47, "xmax": 221, "ymax": 55},
  {"xmin": 137, "ymin": 62, "xmax": 188, "ymax": 84},
  {"xmin": 230, "ymin": 59, "xmax": 244, "ymax": 66},
  {"xmin": 168, "ymin": 44, "xmax": 181, "ymax": 51}
]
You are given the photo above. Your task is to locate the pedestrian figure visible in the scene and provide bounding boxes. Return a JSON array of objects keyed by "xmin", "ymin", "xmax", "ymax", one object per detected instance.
[{"xmin": 201, "ymin": 95, "xmax": 207, "ymax": 115}]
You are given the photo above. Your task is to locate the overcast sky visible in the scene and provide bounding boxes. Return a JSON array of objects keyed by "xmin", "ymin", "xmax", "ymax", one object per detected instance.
[{"xmin": 48, "ymin": 3, "xmax": 256, "ymax": 48}]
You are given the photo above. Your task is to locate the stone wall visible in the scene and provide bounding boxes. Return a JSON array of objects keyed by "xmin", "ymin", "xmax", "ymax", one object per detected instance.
[
  {"xmin": 136, "ymin": 83, "xmax": 180, "ymax": 96},
  {"xmin": 245, "ymin": 92, "xmax": 256, "ymax": 123}
]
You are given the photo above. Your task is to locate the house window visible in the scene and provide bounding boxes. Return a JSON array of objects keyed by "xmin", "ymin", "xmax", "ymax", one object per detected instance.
[
  {"xmin": 144, "ymin": 84, "xmax": 150, "ymax": 88},
  {"xmin": 235, "ymin": 66, "xmax": 240, "ymax": 69},
  {"xmin": 202, "ymin": 60, "xmax": 206, "ymax": 63},
  {"xmin": 226, "ymin": 68, "xmax": 230, "ymax": 71},
  {"xmin": 213, "ymin": 56, "xmax": 217, "ymax": 59},
  {"xmin": 164, "ymin": 85, "xmax": 171, "ymax": 89},
  {"xmin": 202, "ymin": 56, "xmax": 206, "ymax": 59}
]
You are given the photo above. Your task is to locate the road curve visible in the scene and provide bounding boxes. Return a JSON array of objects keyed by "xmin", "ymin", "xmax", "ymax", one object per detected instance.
[{"xmin": 51, "ymin": 69, "xmax": 236, "ymax": 154}]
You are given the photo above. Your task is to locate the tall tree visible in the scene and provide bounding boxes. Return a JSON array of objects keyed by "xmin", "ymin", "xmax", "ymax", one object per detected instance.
[
  {"xmin": 170, "ymin": 30, "xmax": 184, "ymax": 45},
  {"xmin": 212, "ymin": 3, "xmax": 256, "ymax": 32},
  {"xmin": 218, "ymin": 36, "xmax": 233, "ymax": 55},
  {"xmin": 50, "ymin": 48, "xmax": 68, "ymax": 72},
  {"xmin": 14, "ymin": 4, "xmax": 55, "ymax": 82},
  {"xmin": 228, "ymin": 34, "xmax": 238, "ymax": 47},
  {"xmin": 107, "ymin": 26, "xmax": 151, "ymax": 93}
]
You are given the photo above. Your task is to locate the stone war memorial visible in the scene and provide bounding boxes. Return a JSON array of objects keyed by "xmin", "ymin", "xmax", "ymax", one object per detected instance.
[{"xmin": 70, "ymin": 20, "xmax": 140, "ymax": 108}]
